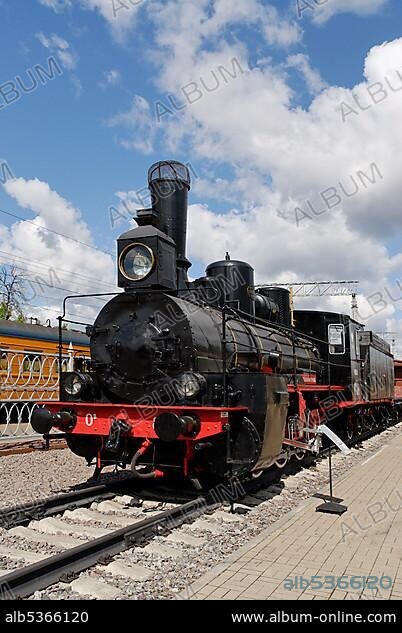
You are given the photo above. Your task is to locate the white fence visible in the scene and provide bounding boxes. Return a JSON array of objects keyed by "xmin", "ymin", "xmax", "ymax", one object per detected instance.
[
  {"xmin": 0, "ymin": 348, "xmax": 89, "ymax": 439},
  {"xmin": 0, "ymin": 401, "xmax": 44, "ymax": 440}
]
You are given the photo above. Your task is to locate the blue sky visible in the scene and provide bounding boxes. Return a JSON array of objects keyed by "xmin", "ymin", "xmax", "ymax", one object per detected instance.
[
  {"xmin": 0, "ymin": 0, "xmax": 399, "ymax": 235},
  {"xmin": 0, "ymin": 0, "xmax": 401, "ymax": 353}
]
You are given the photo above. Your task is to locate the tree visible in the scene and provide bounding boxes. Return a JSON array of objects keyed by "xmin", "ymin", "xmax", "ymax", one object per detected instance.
[{"xmin": 0, "ymin": 265, "xmax": 26, "ymax": 322}]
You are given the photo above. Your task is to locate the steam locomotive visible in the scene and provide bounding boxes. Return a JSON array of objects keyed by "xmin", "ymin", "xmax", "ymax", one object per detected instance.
[{"xmin": 32, "ymin": 161, "xmax": 397, "ymax": 485}]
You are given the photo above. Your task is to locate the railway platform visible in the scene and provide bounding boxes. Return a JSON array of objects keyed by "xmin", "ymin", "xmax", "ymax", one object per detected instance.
[{"xmin": 188, "ymin": 434, "xmax": 402, "ymax": 600}]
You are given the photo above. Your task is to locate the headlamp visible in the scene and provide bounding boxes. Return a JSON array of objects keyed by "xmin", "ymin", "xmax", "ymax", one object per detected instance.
[
  {"xmin": 175, "ymin": 372, "xmax": 206, "ymax": 400},
  {"xmin": 63, "ymin": 372, "xmax": 93, "ymax": 400},
  {"xmin": 119, "ymin": 243, "xmax": 154, "ymax": 281}
]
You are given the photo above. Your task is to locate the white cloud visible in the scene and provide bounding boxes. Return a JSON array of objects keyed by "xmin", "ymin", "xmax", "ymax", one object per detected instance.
[
  {"xmin": 99, "ymin": 69, "xmax": 121, "ymax": 88},
  {"xmin": 106, "ymin": 95, "xmax": 156, "ymax": 154},
  {"xmin": 36, "ymin": 32, "xmax": 78, "ymax": 70},
  {"xmin": 286, "ymin": 53, "xmax": 327, "ymax": 95},
  {"xmin": 308, "ymin": 0, "xmax": 390, "ymax": 24},
  {"xmin": 71, "ymin": 75, "xmax": 83, "ymax": 98},
  {"xmin": 384, "ymin": 318, "xmax": 402, "ymax": 358},
  {"xmin": 198, "ymin": 1, "xmax": 302, "ymax": 48},
  {"xmin": 78, "ymin": 0, "xmax": 301, "ymax": 47},
  {"xmin": 121, "ymin": 3, "xmax": 402, "ymax": 336},
  {"xmin": 38, "ymin": 0, "xmax": 72, "ymax": 12},
  {"xmin": 34, "ymin": 0, "xmax": 401, "ymax": 338},
  {"xmin": 80, "ymin": 0, "xmax": 145, "ymax": 42},
  {"xmin": 262, "ymin": 5, "xmax": 302, "ymax": 47},
  {"xmin": 1, "ymin": 178, "xmax": 115, "ymax": 323}
]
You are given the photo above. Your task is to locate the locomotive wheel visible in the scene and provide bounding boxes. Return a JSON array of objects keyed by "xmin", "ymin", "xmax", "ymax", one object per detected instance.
[
  {"xmin": 386, "ymin": 408, "xmax": 395, "ymax": 427},
  {"xmin": 346, "ymin": 416, "xmax": 355, "ymax": 441},
  {"xmin": 366, "ymin": 413, "xmax": 375, "ymax": 432},
  {"xmin": 374, "ymin": 414, "xmax": 381, "ymax": 428},
  {"xmin": 295, "ymin": 449, "xmax": 305, "ymax": 461},
  {"xmin": 66, "ymin": 435, "xmax": 101, "ymax": 461},
  {"xmin": 275, "ymin": 452, "xmax": 289, "ymax": 469}
]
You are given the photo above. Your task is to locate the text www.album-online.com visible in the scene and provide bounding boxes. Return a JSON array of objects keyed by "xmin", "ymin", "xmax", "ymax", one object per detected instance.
[{"xmin": 231, "ymin": 612, "xmax": 397, "ymax": 624}]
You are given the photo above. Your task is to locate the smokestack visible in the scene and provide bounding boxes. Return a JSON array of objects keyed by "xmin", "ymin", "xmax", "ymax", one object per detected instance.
[{"xmin": 146, "ymin": 160, "xmax": 191, "ymax": 272}]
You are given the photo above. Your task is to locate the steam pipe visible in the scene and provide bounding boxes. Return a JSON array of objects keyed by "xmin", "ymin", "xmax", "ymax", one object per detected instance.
[{"xmin": 130, "ymin": 439, "xmax": 164, "ymax": 480}]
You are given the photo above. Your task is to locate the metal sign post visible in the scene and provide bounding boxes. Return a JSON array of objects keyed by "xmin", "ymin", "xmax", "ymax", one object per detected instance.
[{"xmin": 313, "ymin": 424, "xmax": 349, "ymax": 515}]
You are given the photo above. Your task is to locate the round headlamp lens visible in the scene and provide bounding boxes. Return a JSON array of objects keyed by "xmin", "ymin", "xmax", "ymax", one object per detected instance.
[
  {"xmin": 176, "ymin": 372, "xmax": 205, "ymax": 399},
  {"xmin": 120, "ymin": 244, "xmax": 154, "ymax": 281},
  {"xmin": 64, "ymin": 373, "xmax": 83, "ymax": 396}
]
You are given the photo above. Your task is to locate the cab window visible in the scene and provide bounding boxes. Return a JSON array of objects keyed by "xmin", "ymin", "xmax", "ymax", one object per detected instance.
[{"xmin": 328, "ymin": 324, "xmax": 345, "ymax": 355}]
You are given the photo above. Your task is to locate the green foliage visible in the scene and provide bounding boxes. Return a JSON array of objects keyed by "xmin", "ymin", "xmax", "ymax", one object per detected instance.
[
  {"xmin": 0, "ymin": 301, "xmax": 26, "ymax": 322},
  {"xmin": 0, "ymin": 301, "xmax": 10, "ymax": 320},
  {"xmin": 0, "ymin": 265, "xmax": 27, "ymax": 322}
]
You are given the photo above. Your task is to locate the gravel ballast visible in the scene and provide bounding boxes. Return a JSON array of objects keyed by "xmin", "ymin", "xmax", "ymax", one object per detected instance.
[{"xmin": 0, "ymin": 450, "xmax": 96, "ymax": 509}]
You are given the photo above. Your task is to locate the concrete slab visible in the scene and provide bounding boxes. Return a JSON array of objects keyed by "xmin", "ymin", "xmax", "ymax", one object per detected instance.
[
  {"xmin": 93, "ymin": 500, "xmax": 142, "ymax": 516},
  {"xmin": 64, "ymin": 508, "xmax": 136, "ymax": 527},
  {"xmin": 70, "ymin": 576, "xmax": 120, "ymax": 600},
  {"xmin": 114, "ymin": 495, "xmax": 142, "ymax": 507},
  {"xmin": 30, "ymin": 517, "xmax": 111, "ymax": 538},
  {"xmin": 0, "ymin": 545, "xmax": 46, "ymax": 563},
  {"xmin": 9, "ymin": 525, "xmax": 83, "ymax": 549},
  {"xmin": 103, "ymin": 560, "xmax": 153, "ymax": 581},
  {"xmin": 144, "ymin": 542, "xmax": 182, "ymax": 558},
  {"xmin": 189, "ymin": 519, "xmax": 222, "ymax": 534},
  {"xmin": 211, "ymin": 511, "xmax": 242, "ymax": 523},
  {"xmin": 166, "ymin": 531, "xmax": 206, "ymax": 546}
]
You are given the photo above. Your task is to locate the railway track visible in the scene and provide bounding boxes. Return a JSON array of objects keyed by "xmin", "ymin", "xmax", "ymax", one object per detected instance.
[
  {"xmin": 0, "ymin": 437, "xmax": 66, "ymax": 457},
  {"xmin": 0, "ymin": 472, "xmax": 266, "ymax": 599},
  {"xmin": 0, "ymin": 479, "xmax": 143, "ymax": 530},
  {"xmin": 0, "ymin": 419, "xmax": 399, "ymax": 601},
  {"xmin": 0, "ymin": 497, "xmax": 211, "ymax": 599}
]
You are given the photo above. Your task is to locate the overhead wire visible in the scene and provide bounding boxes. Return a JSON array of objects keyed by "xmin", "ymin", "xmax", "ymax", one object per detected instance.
[
  {"xmin": 0, "ymin": 249, "xmax": 117, "ymax": 292},
  {"xmin": 0, "ymin": 206, "xmax": 115, "ymax": 258}
]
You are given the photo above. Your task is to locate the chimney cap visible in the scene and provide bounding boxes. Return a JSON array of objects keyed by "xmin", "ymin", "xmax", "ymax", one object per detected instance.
[{"xmin": 148, "ymin": 160, "xmax": 191, "ymax": 188}]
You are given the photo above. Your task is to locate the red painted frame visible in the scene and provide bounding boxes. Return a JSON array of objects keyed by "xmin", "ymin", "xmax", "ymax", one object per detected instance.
[{"xmin": 43, "ymin": 402, "xmax": 248, "ymax": 441}]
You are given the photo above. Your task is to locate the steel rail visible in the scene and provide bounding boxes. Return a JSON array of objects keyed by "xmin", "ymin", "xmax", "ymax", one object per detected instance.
[
  {"xmin": 0, "ymin": 480, "xmax": 137, "ymax": 530},
  {"xmin": 0, "ymin": 496, "xmax": 209, "ymax": 599}
]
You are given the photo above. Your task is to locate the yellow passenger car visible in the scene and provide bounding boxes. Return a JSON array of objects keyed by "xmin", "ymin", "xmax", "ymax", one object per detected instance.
[{"xmin": 0, "ymin": 320, "xmax": 89, "ymax": 402}]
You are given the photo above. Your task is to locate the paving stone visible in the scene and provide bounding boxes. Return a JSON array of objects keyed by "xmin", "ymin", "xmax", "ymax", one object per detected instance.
[{"xmin": 187, "ymin": 432, "xmax": 402, "ymax": 601}]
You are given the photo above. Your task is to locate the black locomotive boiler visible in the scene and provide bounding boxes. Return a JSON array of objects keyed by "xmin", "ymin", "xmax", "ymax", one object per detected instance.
[{"xmin": 32, "ymin": 161, "xmax": 397, "ymax": 483}]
